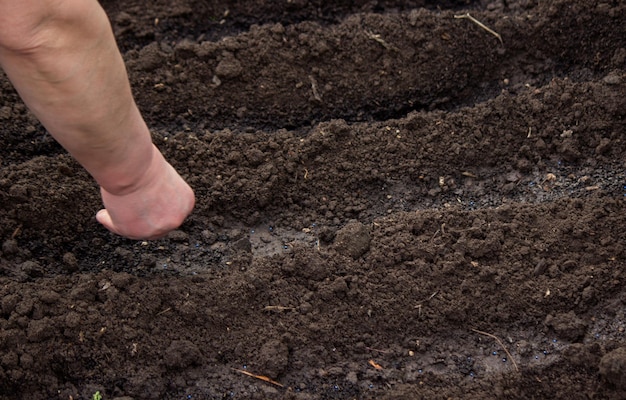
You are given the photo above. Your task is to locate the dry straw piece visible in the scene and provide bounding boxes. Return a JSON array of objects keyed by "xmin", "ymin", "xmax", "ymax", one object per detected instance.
[{"xmin": 454, "ymin": 13, "xmax": 503, "ymax": 44}]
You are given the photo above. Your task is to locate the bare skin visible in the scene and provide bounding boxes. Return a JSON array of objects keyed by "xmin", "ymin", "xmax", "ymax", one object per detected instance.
[{"xmin": 0, "ymin": 0, "xmax": 195, "ymax": 239}]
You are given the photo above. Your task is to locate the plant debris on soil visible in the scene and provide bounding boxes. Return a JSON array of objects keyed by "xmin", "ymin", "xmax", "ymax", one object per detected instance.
[{"xmin": 1, "ymin": 0, "xmax": 625, "ymax": 399}]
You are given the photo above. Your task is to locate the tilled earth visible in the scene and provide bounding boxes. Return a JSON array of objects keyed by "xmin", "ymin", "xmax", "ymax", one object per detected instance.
[{"xmin": 0, "ymin": 0, "xmax": 625, "ymax": 399}]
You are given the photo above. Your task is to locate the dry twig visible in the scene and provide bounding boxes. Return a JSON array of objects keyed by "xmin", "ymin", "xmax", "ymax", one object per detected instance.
[
  {"xmin": 454, "ymin": 13, "xmax": 503, "ymax": 44},
  {"xmin": 11, "ymin": 225, "xmax": 22, "ymax": 239},
  {"xmin": 364, "ymin": 30, "xmax": 399, "ymax": 51},
  {"xmin": 366, "ymin": 346, "xmax": 391, "ymax": 354},
  {"xmin": 232, "ymin": 369, "xmax": 284, "ymax": 387},
  {"xmin": 471, "ymin": 328, "xmax": 519, "ymax": 372},
  {"xmin": 308, "ymin": 75, "xmax": 322, "ymax": 102},
  {"xmin": 263, "ymin": 305, "xmax": 296, "ymax": 312}
]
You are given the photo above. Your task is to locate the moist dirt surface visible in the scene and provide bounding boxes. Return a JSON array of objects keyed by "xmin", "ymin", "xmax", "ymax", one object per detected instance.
[{"xmin": 1, "ymin": 0, "xmax": 625, "ymax": 399}]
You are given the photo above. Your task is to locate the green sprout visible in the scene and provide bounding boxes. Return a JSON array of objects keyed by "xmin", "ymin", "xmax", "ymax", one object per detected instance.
[{"xmin": 92, "ymin": 391, "xmax": 102, "ymax": 400}]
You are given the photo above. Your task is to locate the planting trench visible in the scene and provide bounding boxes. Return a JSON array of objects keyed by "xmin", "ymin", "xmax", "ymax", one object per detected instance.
[{"xmin": 0, "ymin": 0, "xmax": 625, "ymax": 399}]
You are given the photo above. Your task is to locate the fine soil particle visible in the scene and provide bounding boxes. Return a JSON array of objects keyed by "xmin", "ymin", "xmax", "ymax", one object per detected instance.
[{"xmin": 1, "ymin": 0, "xmax": 625, "ymax": 399}]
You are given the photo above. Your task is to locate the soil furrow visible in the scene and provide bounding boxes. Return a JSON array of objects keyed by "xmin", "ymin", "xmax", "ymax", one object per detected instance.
[{"xmin": 0, "ymin": 0, "xmax": 624, "ymax": 399}]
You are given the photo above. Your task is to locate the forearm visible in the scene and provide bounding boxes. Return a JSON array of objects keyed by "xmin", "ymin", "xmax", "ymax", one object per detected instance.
[{"xmin": 0, "ymin": 0, "xmax": 154, "ymax": 194}]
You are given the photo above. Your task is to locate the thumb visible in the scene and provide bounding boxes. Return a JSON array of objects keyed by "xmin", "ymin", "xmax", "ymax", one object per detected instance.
[{"xmin": 96, "ymin": 209, "xmax": 120, "ymax": 235}]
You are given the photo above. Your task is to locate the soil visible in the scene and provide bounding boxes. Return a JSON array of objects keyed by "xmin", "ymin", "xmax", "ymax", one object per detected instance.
[{"xmin": 0, "ymin": 0, "xmax": 625, "ymax": 399}]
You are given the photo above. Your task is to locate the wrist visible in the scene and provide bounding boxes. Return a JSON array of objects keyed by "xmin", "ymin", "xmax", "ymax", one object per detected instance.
[{"xmin": 96, "ymin": 142, "xmax": 163, "ymax": 196}]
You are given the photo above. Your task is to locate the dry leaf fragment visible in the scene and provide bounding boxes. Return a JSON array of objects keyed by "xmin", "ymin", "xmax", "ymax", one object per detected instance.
[{"xmin": 368, "ymin": 359, "xmax": 383, "ymax": 370}]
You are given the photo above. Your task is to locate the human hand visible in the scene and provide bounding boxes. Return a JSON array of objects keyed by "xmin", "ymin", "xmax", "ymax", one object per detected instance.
[{"xmin": 95, "ymin": 146, "xmax": 195, "ymax": 240}]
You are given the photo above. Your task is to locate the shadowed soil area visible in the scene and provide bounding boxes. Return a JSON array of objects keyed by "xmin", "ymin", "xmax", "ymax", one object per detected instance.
[{"xmin": 0, "ymin": 0, "xmax": 625, "ymax": 399}]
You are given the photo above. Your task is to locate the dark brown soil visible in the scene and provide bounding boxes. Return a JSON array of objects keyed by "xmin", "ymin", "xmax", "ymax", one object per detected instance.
[{"xmin": 1, "ymin": 0, "xmax": 625, "ymax": 399}]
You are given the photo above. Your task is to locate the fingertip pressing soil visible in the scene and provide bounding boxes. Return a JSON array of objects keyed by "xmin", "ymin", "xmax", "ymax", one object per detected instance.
[{"xmin": 1, "ymin": 0, "xmax": 625, "ymax": 399}]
